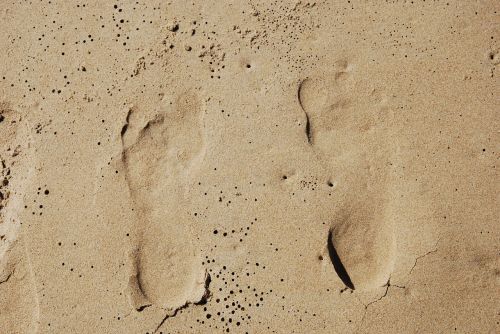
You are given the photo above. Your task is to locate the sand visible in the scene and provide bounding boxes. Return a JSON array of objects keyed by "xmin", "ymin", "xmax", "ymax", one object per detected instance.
[{"xmin": 0, "ymin": 1, "xmax": 499, "ymax": 333}]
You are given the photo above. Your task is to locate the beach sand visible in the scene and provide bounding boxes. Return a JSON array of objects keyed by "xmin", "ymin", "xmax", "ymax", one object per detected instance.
[{"xmin": 0, "ymin": 1, "xmax": 499, "ymax": 333}]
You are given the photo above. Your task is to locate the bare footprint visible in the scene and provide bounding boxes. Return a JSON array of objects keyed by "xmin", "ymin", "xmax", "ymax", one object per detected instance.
[
  {"xmin": 298, "ymin": 64, "xmax": 396, "ymax": 291},
  {"xmin": 0, "ymin": 238, "xmax": 40, "ymax": 334},
  {"xmin": 0, "ymin": 101, "xmax": 34, "ymax": 279},
  {"xmin": 121, "ymin": 89, "xmax": 209, "ymax": 311},
  {"xmin": 0, "ymin": 102, "xmax": 39, "ymax": 333}
]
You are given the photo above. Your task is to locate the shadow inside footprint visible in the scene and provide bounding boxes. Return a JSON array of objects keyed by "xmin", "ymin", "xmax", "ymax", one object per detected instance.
[
  {"xmin": 297, "ymin": 67, "xmax": 396, "ymax": 291},
  {"xmin": 327, "ymin": 231, "xmax": 355, "ymax": 290}
]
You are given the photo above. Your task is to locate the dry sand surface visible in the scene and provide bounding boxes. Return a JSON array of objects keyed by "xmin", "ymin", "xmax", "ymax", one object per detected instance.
[{"xmin": 0, "ymin": 1, "xmax": 499, "ymax": 333}]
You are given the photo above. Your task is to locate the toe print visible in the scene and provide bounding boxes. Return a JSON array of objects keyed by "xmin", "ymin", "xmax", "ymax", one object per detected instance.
[
  {"xmin": 298, "ymin": 63, "xmax": 396, "ymax": 291},
  {"xmin": 121, "ymin": 89, "xmax": 209, "ymax": 310}
]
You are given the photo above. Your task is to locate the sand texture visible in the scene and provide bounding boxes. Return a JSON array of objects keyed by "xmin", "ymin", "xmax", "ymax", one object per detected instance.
[{"xmin": 0, "ymin": 1, "xmax": 499, "ymax": 333}]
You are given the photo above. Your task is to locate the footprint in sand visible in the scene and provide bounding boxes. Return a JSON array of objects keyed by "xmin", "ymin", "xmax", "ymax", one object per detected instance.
[
  {"xmin": 121, "ymin": 89, "xmax": 209, "ymax": 312},
  {"xmin": 0, "ymin": 102, "xmax": 39, "ymax": 333},
  {"xmin": 0, "ymin": 101, "xmax": 34, "ymax": 277},
  {"xmin": 298, "ymin": 62, "xmax": 396, "ymax": 291}
]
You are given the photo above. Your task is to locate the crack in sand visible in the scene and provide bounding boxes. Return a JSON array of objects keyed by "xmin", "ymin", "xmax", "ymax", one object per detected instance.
[
  {"xmin": 153, "ymin": 274, "xmax": 211, "ymax": 333},
  {"xmin": 355, "ymin": 275, "xmax": 408, "ymax": 333},
  {"xmin": 355, "ymin": 238, "xmax": 442, "ymax": 333},
  {"xmin": 407, "ymin": 237, "xmax": 441, "ymax": 279}
]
